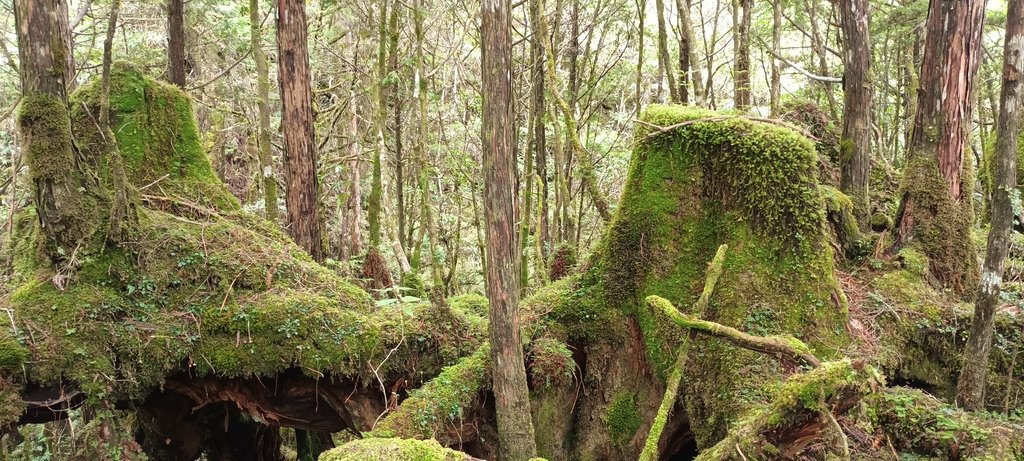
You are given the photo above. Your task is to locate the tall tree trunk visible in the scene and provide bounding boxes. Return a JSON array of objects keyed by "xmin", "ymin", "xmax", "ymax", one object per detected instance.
[
  {"xmin": 675, "ymin": 0, "xmax": 690, "ymax": 104},
  {"xmin": 957, "ymin": 0, "xmax": 1023, "ymax": 411},
  {"xmin": 769, "ymin": 0, "xmax": 782, "ymax": 115},
  {"xmin": 15, "ymin": 0, "xmax": 102, "ymax": 264},
  {"xmin": 250, "ymin": 0, "xmax": 279, "ymax": 223},
  {"xmin": 413, "ymin": 0, "xmax": 444, "ymax": 295},
  {"xmin": 99, "ymin": 0, "xmax": 133, "ymax": 244},
  {"xmin": 481, "ymin": 0, "xmax": 538, "ymax": 457},
  {"xmin": 655, "ymin": 0, "xmax": 678, "ymax": 102},
  {"xmin": 347, "ymin": 85, "xmax": 362, "ymax": 259},
  {"xmin": 679, "ymin": 0, "xmax": 704, "ymax": 106},
  {"xmin": 530, "ymin": 0, "xmax": 550, "ymax": 267},
  {"xmin": 892, "ymin": 0, "xmax": 986, "ymax": 296},
  {"xmin": 277, "ymin": 0, "xmax": 324, "ymax": 262},
  {"xmin": 806, "ymin": 0, "xmax": 838, "ymax": 119},
  {"xmin": 838, "ymin": 0, "xmax": 873, "ymax": 221},
  {"xmin": 635, "ymin": 0, "xmax": 646, "ymax": 114},
  {"xmin": 539, "ymin": 0, "xmax": 613, "ymax": 224},
  {"xmin": 167, "ymin": 0, "xmax": 186, "ymax": 87},
  {"xmin": 732, "ymin": 0, "xmax": 752, "ymax": 110}
]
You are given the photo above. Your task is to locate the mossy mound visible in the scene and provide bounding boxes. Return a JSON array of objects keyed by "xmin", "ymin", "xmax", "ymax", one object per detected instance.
[
  {"xmin": 616, "ymin": 105, "xmax": 847, "ymax": 447},
  {"xmin": 531, "ymin": 105, "xmax": 848, "ymax": 455},
  {"xmin": 870, "ymin": 249, "xmax": 1024, "ymax": 411},
  {"xmin": 318, "ymin": 438, "xmax": 478, "ymax": 461},
  {"xmin": 868, "ymin": 387, "xmax": 1024, "ymax": 459},
  {"xmin": 1, "ymin": 67, "xmax": 482, "ymax": 428}
]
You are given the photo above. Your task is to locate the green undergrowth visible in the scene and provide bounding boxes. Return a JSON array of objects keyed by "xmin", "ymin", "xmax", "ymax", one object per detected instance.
[
  {"xmin": 868, "ymin": 387, "xmax": 1024, "ymax": 460},
  {"xmin": 870, "ymin": 248, "xmax": 1024, "ymax": 411},
  {"xmin": 2, "ymin": 66, "xmax": 484, "ymax": 417}
]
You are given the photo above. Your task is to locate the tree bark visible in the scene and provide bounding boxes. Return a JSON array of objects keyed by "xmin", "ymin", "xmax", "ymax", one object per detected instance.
[
  {"xmin": 277, "ymin": 0, "xmax": 324, "ymax": 263},
  {"xmin": 481, "ymin": 0, "xmax": 538, "ymax": 457},
  {"xmin": 892, "ymin": 0, "xmax": 986, "ymax": 296},
  {"xmin": 732, "ymin": 0, "xmax": 752, "ymax": 110},
  {"xmin": 655, "ymin": 0, "xmax": 678, "ymax": 102},
  {"xmin": 15, "ymin": 0, "xmax": 102, "ymax": 264},
  {"xmin": 529, "ymin": 0, "xmax": 548, "ymax": 279},
  {"xmin": 838, "ymin": 0, "xmax": 873, "ymax": 221},
  {"xmin": 635, "ymin": 0, "xmax": 646, "ymax": 115},
  {"xmin": 167, "ymin": 0, "xmax": 187, "ymax": 87},
  {"xmin": 250, "ymin": 0, "xmax": 279, "ymax": 223},
  {"xmin": 957, "ymin": 0, "xmax": 1023, "ymax": 411},
  {"xmin": 769, "ymin": 0, "xmax": 782, "ymax": 115},
  {"xmin": 675, "ymin": 0, "xmax": 691, "ymax": 104}
]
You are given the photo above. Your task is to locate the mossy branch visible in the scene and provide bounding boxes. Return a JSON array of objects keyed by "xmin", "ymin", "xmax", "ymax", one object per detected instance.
[
  {"xmin": 646, "ymin": 296, "xmax": 822, "ymax": 368},
  {"xmin": 640, "ymin": 244, "xmax": 728, "ymax": 461},
  {"xmin": 370, "ymin": 343, "xmax": 490, "ymax": 441}
]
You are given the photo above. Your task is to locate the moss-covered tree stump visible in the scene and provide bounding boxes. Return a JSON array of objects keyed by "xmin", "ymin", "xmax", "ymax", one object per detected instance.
[{"xmin": 0, "ymin": 65, "xmax": 485, "ymax": 458}]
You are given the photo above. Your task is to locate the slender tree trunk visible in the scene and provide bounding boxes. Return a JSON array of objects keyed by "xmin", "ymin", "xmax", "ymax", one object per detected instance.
[
  {"xmin": 635, "ymin": 0, "xmax": 646, "ymax": 114},
  {"xmin": 481, "ymin": 0, "xmax": 538, "ymax": 457},
  {"xmin": 838, "ymin": 0, "xmax": 873, "ymax": 221},
  {"xmin": 347, "ymin": 84, "xmax": 362, "ymax": 258},
  {"xmin": 277, "ymin": 0, "xmax": 324, "ymax": 262},
  {"xmin": 892, "ymin": 0, "xmax": 986, "ymax": 296},
  {"xmin": 655, "ymin": 0, "xmax": 678, "ymax": 102},
  {"xmin": 367, "ymin": 0, "xmax": 390, "ymax": 252},
  {"xmin": 530, "ymin": 0, "xmax": 549, "ymax": 267},
  {"xmin": 957, "ymin": 0, "xmax": 1023, "ymax": 411},
  {"xmin": 250, "ymin": 0, "xmax": 279, "ymax": 223},
  {"xmin": 167, "ymin": 0, "xmax": 186, "ymax": 87},
  {"xmin": 539, "ymin": 1, "xmax": 613, "ymax": 224},
  {"xmin": 732, "ymin": 0, "xmax": 752, "ymax": 110},
  {"xmin": 806, "ymin": 0, "xmax": 838, "ymax": 119},
  {"xmin": 769, "ymin": 0, "xmax": 782, "ymax": 115},
  {"xmin": 675, "ymin": 0, "xmax": 691, "ymax": 104}
]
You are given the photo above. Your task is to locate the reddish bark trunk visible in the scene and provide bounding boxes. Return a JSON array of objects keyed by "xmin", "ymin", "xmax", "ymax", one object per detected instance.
[{"xmin": 276, "ymin": 0, "xmax": 325, "ymax": 263}]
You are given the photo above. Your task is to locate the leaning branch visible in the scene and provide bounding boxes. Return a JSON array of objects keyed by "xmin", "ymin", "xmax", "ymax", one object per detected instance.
[
  {"xmin": 639, "ymin": 244, "xmax": 729, "ymax": 461},
  {"xmin": 646, "ymin": 295, "xmax": 822, "ymax": 367},
  {"xmin": 758, "ymin": 37, "xmax": 843, "ymax": 84}
]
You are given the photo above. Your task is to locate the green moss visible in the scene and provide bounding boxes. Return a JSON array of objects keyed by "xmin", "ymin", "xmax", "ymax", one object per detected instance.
[
  {"xmin": 447, "ymin": 293, "xmax": 488, "ymax": 318},
  {"xmin": 371, "ymin": 343, "xmax": 490, "ymax": 440},
  {"xmin": 605, "ymin": 391, "xmax": 642, "ymax": 446},
  {"xmin": 695, "ymin": 360, "xmax": 880, "ymax": 460},
  {"xmin": 868, "ymin": 387, "xmax": 1024, "ymax": 459},
  {"xmin": 869, "ymin": 212, "xmax": 892, "ymax": 232},
  {"xmin": 5, "ymin": 67, "xmax": 485, "ymax": 410},
  {"xmin": 527, "ymin": 337, "xmax": 576, "ymax": 390},
  {"xmin": 896, "ymin": 153, "xmax": 978, "ymax": 296},
  {"xmin": 71, "ymin": 62, "xmax": 239, "ymax": 212},
  {"xmin": 0, "ymin": 334, "xmax": 28, "ymax": 372},
  {"xmin": 318, "ymin": 438, "xmax": 475, "ymax": 461},
  {"xmin": 586, "ymin": 105, "xmax": 848, "ymax": 447}
]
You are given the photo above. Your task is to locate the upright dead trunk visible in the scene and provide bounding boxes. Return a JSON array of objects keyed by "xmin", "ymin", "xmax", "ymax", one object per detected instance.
[
  {"xmin": 481, "ymin": 0, "xmax": 538, "ymax": 458},
  {"xmin": 838, "ymin": 0, "xmax": 873, "ymax": 221},
  {"xmin": 250, "ymin": 0, "xmax": 279, "ymax": 223},
  {"xmin": 892, "ymin": 0, "xmax": 986, "ymax": 296},
  {"xmin": 15, "ymin": 0, "xmax": 103, "ymax": 264},
  {"xmin": 957, "ymin": 0, "xmax": 1022, "ymax": 411},
  {"xmin": 167, "ymin": 0, "xmax": 186, "ymax": 87},
  {"xmin": 732, "ymin": 0, "xmax": 752, "ymax": 110},
  {"xmin": 277, "ymin": 0, "xmax": 324, "ymax": 262},
  {"xmin": 655, "ymin": 0, "xmax": 678, "ymax": 102}
]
